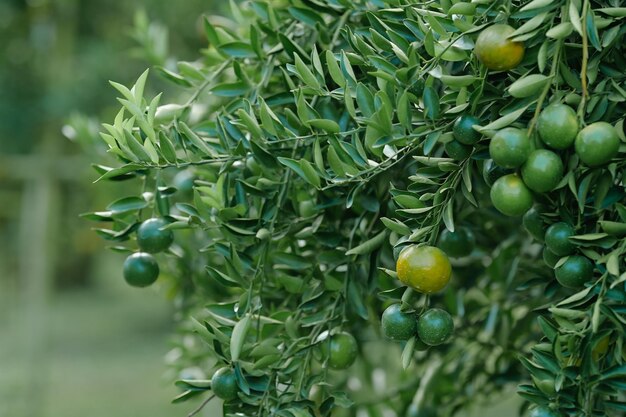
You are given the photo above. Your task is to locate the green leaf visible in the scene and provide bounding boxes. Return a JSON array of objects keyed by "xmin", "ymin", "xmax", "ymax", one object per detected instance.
[
  {"xmin": 218, "ymin": 42, "xmax": 256, "ymax": 58},
  {"xmin": 294, "ymin": 54, "xmax": 321, "ymax": 90},
  {"xmin": 423, "ymin": 86, "xmax": 440, "ymax": 120},
  {"xmin": 401, "ymin": 336, "xmax": 416, "ymax": 369},
  {"xmin": 212, "ymin": 81, "xmax": 250, "ymax": 97},
  {"xmin": 508, "ymin": 74, "xmax": 551, "ymax": 98},
  {"xmin": 299, "ymin": 159, "xmax": 322, "ymax": 188},
  {"xmin": 106, "ymin": 196, "xmax": 148, "ymax": 214},
  {"xmin": 230, "ymin": 315, "xmax": 250, "ymax": 362},
  {"xmin": 308, "ymin": 119, "xmax": 340, "ymax": 133},
  {"xmin": 345, "ymin": 230, "xmax": 387, "ymax": 256}
]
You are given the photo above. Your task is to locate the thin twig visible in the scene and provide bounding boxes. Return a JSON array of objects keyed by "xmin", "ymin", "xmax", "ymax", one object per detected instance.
[{"xmin": 187, "ymin": 395, "xmax": 215, "ymax": 417}]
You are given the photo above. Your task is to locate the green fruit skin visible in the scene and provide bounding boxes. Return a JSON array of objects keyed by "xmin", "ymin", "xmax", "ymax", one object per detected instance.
[
  {"xmin": 211, "ymin": 367, "xmax": 239, "ymax": 401},
  {"xmin": 545, "ymin": 222, "xmax": 576, "ymax": 256},
  {"xmin": 542, "ymin": 248, "xmax": 561, "ymax": 268},
  {"xmin": 137, "ymin": 218, "xmax": 174, "ymax": 253},
  {"xmin": 438, "ymin": 227, "xmax": 476, "ymax": 258},
  {"xmin": 489, "ymin": 128, "xmax": 531, "ymax": 168},
  {"xmin": 299, "ymin": 200, "xmax": 317, "ymax": 218},
  {"xmin": 529, "ymin": 406, "xmax": 561, "ymax": 417},
  {"xmin": 381, "ymin": 304, "xmax": 417, "ymax": 341},
  {"xmin": 523, "ymin": 207, "xmax": 545, "ymax": 241},
  {"xmin": 521, "ymin": 150, "xmax": 564, "ymax": 193},
  {"xmin": 123, "ymin": 252, "xmax": 160, "ymax": 287},
  {"xmin": 490, "ymin": 174, "xmax": 533, "ymax": 216},
  {"xmin": 555, "ymin": 255, "xmax": 594, "ymax": 289},
  {"xmin": 482, "ymin": 159, "xmax": 510, "ymax": 187},
  {"xmin": 537, "ymin": 104, "xmax": 579, "ymax": 149},
  {"xmin": 326, "ymin": 332, "xmax": 358, "ymax": 370},
  {"xmin": 453, "ymin": 115, "xmax": 481, "ymax": 145},
  {"xmin": 575, "ymin": 122, "xmax": 620, "ymax": 166},
  {"xmin": 417, "ymin": 308, "xmax": 454, "ymax": 346},
  {"xmin": 445, "ymin": 139, "xmax": 473, "ymax": 160}
]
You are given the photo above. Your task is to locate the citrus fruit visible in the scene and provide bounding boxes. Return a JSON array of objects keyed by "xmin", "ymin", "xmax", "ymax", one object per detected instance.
[
  {"xmin": 537, "ymin": 104, "xmax": 579, "ymax": 149},
  {"xmin": 453, "ymin": 115, "xmax": 481, "ymax": 145},
  {"xmin": 173, "ymin": 169, "xmax": 195, "ymax": 197},
  {"xmin": 474, "ymin": 24, "xmax": 525, "ymax": 71},
  {"xmin": 211, "ymin": 367, "xmax": 239, "ymax": 401},
  {"xmin": 417, "ymin": 308, "xmax": 454, "ymax": 346},
  {"xmin": 396, "ymin": 245, "xmax": 452, "ymax": 294},
  {"xmin": 299, "ymin": 200, "xmax": 317, "ymax": 217},
  {"xmin": 137, "ymin": 218, "xmax": 174, "ymax": 253},
  {"xmin": 529, "ymin": 406, "xmax": 561, "ymax": 417},
  {"xmin": 555, "ymin": 255, "xmax": 593, "ymax": 289},
  {"xmin": 489, "ymin": 128, "xmax": 531, "ymax": 168},
  {"xmin": 381, "ymin": 304, "xmax": 417, "ymax": 341},
  {"xmin": 542, "ymin": 248, "xmax": 560, "ymax": 268},
  {"xmin": 482, "ymin": 159, "xmax": 509, "ymax": 186},
  {"xmin": 521, "ymin": 150, "xmax": 564, "ymax": 193},
  {"xmin": 575, "ymin": 122, "xmax": 620, "ymax": 166},
  {"xmin": 523, "ymin": 207, "xmax": 545, "ymax": 241},
  {"xmin": 490, "ymin": 174, "xmax": 533, "ymax": 216},
  {"xmin": 324, "ymin": 332, "xmax": 358, "ymax": 370},
  {"xmin": 123, "ymin": 252, "xmax": 159, "ymax": 287},
  {"xmin": 445, "ymin": 139, "xmax": 472, "ymax": 160},
  {"xmin": 544, "ymin": 222, "xmax": 576, "ymax": 256},
  {"xmin": 438, "ymin": 227, "xmax": 475, "ymax": 258}
]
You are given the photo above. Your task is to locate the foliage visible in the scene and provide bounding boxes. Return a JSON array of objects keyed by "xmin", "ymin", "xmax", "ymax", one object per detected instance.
[{"xmin": 84, "ymin": 0, "xmax": 626, "ymax": 416}]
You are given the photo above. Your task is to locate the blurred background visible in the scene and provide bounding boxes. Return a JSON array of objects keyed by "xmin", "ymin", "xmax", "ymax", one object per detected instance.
[
  {"xmin": 0, "ymin": 1, "xmax": 520, "ymax": 416},
  {"xmin": 0, "ymin": 1, "xmax": 219, "ymax": 416}
]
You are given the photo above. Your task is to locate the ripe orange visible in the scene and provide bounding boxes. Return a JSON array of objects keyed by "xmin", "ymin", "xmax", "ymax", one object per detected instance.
[
  {"xmin": 396, "ymin": 245, "xmax": 452, "ymax": 294},
  {"xmin": 474, "ymin": 24, "xmax": 525, "ymax": 71}
]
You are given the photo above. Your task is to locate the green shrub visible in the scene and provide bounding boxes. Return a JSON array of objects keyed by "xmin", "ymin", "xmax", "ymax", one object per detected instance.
[{"xmin": 85, "ymin": 1, "xmax": 626, "ymax": 416}]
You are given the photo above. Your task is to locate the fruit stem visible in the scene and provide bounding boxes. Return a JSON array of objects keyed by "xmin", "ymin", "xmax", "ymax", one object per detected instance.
[
  {"xmin": 578, "ymin": 0, "xmax": 590, "ymax": 121},
  {"xmin": 187, "ymin": 394, "xmax": 215, "ymax": 417},
  {"xmin": 527, "ymin": 40, "xmax": 563, "ymax": 136}
]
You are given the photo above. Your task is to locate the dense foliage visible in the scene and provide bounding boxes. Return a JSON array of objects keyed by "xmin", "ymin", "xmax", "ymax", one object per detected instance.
[{"xmin": 85, "ymin": 0, "xmax": 626, "ymax": 416}]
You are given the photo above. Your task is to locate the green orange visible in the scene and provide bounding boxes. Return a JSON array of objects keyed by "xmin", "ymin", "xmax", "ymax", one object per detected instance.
[
  {"xmin": 490, "ymin": 174, "xmax": 533, "ymax": 216},
  {"xmin": 489, "ymin": 128, "xmax": 531, "ymax": 168},
  {"xmin": 417, "ymin": 308, "xmax": 454, "ymax": 346},
  {"xmin": 211, "ymin": 367, "xmax": 239, "ymax": 401},
  {"xmin": 545, "ymin": 222, "xmax": 576, "ymax": 256},
  {"xmin": 555, "ymin": 255, "xmax": 593, "ymax": 289},
  {"xmin": 123, "ymin": 252, "xmax": 160, "ymax": 287},
  {"xmin": 396, "ymin": 245, "xmax": 452, "ymax": 294},
  {"xmin": 537, "ymin": 104, "xmax": 579, "ymax": 149},
  {"xmin": 137, "ymin": 218, "xmax": 174, "ymax": 253},
  {"xmin": 445, "ymin": 139, "xmax": 472, "ymax": 160},
  {"xmin": 521, "ymin": 150, "xmax": 564, "ymax": 193},
  {"xmin": 381, "ymin": 304, "xmax": 417, "ymax": 341},
  {"xmin": 575, "ymin": 122, "xmax": 620, "ymax": 166},
  {"xmin": 453, "ymin": 115, "xmax": 481, "ymax": 145},
  {"xmin": 474, "ymin": 24, "xmax": 525, "ymax": 71},
  {"xmin": 319, "ymin": 332, "xmax": 358, "ymax": 370},
  {"xmin": 438, "ymin": 227, "xmax": 475, "ymax": 258}
]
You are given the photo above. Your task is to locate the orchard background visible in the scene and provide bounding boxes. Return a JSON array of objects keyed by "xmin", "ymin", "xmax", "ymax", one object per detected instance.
[{"xmin": 1, "ymin": 0, "xmax": 625, "ymax": 417}]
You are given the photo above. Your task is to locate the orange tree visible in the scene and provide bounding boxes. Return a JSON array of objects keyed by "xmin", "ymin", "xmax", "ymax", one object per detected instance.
[{"xmin": 84, "ymin": 1, "xmax": 626, "ymax": 416}]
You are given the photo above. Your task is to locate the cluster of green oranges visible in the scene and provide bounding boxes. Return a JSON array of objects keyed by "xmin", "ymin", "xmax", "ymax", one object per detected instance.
[
  {"xmin": 122, "ymin": 218, "xmax": 173, "ymax": 287},
  {"xmin": 488, "ymin": 103, "xmax": 620, "ymax": 217},
  {"xmin": 523, "ymin": 210, "xmax": 594, "ymax": 290},
  {"xmin": 389, "ymin": 245, "xmax": 456, "ymax": 347}
]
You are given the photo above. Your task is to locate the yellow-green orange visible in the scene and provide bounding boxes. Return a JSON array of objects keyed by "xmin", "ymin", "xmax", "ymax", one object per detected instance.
[
  {"xmin": 396, "ymin": 245, "xmax": 452, "ymax": 294},
  {"xmin": 474, "ymin": 24, "xmax": 525, "ymax": 71},
  {"xmin": 490, "ymin": 174, "xmax": 533, "ymax": 216},
  {"xmin": 575, "ymin": 122, "xmax": 620, "ymax": 166},
  {"xmin": 537, "ymin": 104, "xmax": 578, "ymax": 149}
]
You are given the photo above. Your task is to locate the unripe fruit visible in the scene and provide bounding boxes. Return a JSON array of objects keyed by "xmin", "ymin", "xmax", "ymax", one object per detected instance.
[
  {"xmin": 417, "ymin": 308, "xmax": 454, "ymax": 346},
  {"xmin": 490, "ymin": 174, "xmax": 533, "ymax": 216},
  {"xmin": 211, "ymin": 367, "xmax": 239, "ymax": 401},
  {"xmin": 489, "ymin": 128, "xmax": 531, "ymax": 169},
  {"xmin": 381, "ymin": 304, "xmax": 417, "ymax": 341},
  {"xmin": 137, "ymin": 218, "xmax": 174, "ymax": 253},
  {"xmin": 575, "ymin": 122, "xmax": 620, "ymax": 166},
  {"xmin": 123, "ymin": 252, "xmax": 160, "ymax": 287}
]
